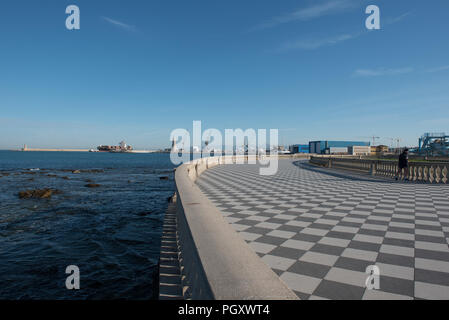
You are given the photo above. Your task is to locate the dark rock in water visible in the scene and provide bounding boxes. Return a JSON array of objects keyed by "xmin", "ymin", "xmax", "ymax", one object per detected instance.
[
  {"xmin": 28, "ymin": 178, "xmax": 34, "ymax": 181},
  {"xmin": 62, "ymin": 176, "xmax": 70, "ymax": 180},
  {"xmin": 85, "ymin": 179, "xmax": 93, "ymax": 183},
  {"xmin": 85, "ymin": 183, "xmax": 101, "ymax": 188},
  {"xmin": 84, "ymin": 169, "xmax": 104, "ymax": 173},
  {"xmin": 18, "ymin": 188, "xmax": 61, "ymax": 199},
  {"xmin": 68, "ymin": 169, "xmax": 104, "ymax": 173},
  {"xmin": 47, "ymin": 174, "xmax": 58, "ymax": 178},
  {"xmin": 159, "ymin": 176, "xmax": 169, "ymax": 180}
]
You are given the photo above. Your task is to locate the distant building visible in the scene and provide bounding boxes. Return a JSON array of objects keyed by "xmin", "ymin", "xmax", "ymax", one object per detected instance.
[
  {"xmin": 326, "ymin": 147, "xmax": 348, "ymax": 155},
  {"xmin": 349, "ymin": 145, "xmax": 371, "ymax": 156},
  {"xmin": 371, "ymin": 145, "xmax": 389, "ymax": 155},
  {"xmin": 289, "ymin": 144, "xmax": 309, "ymax": 154},
  {"xmin": 309, "ymin": 141, "xmax": 370, "ymax": 154}
]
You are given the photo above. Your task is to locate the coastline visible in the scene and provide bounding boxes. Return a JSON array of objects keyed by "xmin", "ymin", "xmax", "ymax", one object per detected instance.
[{"xmin": 5, "ymin": 149, "xmax": 170, "ymax": 153}]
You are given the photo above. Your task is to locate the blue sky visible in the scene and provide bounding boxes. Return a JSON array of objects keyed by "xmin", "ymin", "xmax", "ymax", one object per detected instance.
[{"xmin": 0, "ymin": 0, "xmax": 448, "ymax": 149}]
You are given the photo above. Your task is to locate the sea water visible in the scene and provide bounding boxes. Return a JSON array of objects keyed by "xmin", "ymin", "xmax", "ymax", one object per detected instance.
[{"xmin": 0, "ymin": 151, "xmax": 175, "ymax": 299}]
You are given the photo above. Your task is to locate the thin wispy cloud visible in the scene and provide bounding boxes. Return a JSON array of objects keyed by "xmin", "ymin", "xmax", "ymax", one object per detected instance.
[
  {"xmin": 353, "ymin": 67, "xmax": 414, "ymax": 77},
  {"xmin": 102, "ymin": 16, "xmax": 137, "ymax": 32},
  {"xmin": 251, "ymin": 0, "xmax": 359, "ymax": 31},
  {"xmin": 426, "ymin": 65, "xmax": 449, "ymax": 73},
  {"xmin": 385, "ymin": 12, "xmax": 412, "ymax": 25},
  {"xmin": 272, "ymin": 7, "xmax": 411, "ymax": 52},
  {"xmin": 278, "ymin": 32, "xmax": 361, "ymax": 51}
]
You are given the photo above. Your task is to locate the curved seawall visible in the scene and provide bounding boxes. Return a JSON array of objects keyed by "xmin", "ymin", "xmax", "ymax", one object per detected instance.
[{"xmin": 169, "ymin": 155, "xmax": 299, "ymax": 300}]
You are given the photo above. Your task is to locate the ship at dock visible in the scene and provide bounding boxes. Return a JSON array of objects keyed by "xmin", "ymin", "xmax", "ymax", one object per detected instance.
[{"xmin": 96, "ymin": 141, "xmax": 133, "ymax": 153}]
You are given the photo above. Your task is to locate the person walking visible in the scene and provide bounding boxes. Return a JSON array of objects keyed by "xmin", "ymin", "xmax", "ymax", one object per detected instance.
[{"xmin": 395, "ymin": 148, "xmax": 409, "ymax": 181}]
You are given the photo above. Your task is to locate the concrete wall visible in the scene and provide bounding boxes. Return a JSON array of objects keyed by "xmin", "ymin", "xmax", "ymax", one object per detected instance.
[{"xmin": 174, "ymin": 155, "xmax": 299, "ymax": 300}]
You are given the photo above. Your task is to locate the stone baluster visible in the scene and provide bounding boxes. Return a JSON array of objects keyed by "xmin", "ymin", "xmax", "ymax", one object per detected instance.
[
  {"xmin": 429, "ymin": 165, "xmax": 435, "ymax": 183},
  {"xmin": 442, "ymin": 165, "xmax": 448, "ymax": 184},
  {"xmin": 435, "ymin": 165, "xmax": 442, "ymax": 184}
]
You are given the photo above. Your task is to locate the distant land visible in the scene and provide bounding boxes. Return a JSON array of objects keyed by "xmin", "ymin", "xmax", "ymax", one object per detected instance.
[{"xmin": 8, "ymin": 148, "xmax": 165, "ymax": 153}]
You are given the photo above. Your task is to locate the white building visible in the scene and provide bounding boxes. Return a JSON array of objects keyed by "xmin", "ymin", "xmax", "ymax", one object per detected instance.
[{"xmin": 349, "ymin": 146, "xmax": 371, "ymax": 156}]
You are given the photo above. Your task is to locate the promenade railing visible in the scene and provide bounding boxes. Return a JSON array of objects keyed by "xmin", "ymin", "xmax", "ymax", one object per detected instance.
[{"xmin": 310, "ymin": 156, "xmax": 449, "ymax": 184}]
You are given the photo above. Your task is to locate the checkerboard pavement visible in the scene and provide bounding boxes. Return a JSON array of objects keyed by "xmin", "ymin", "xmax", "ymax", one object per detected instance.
[{"xmin": 195, "ymin": 159, "xmax": 449, "ymax": 300}]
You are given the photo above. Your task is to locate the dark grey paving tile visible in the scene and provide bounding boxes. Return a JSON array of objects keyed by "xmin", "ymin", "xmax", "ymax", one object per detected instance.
[
  {"xmin": 365, "ymin": 219, "xmax": 390, "ymax": 226},
  {"xmin": 415, "ymin": 249, "xmax": 449, "ymax": 262},
  {"xmin": 271, "ymin": 268, "xmax": 284, "ymax": 277},
  {"xmin": 415, "ymin": 209, "xmax": 437, "ymax": 215},
  {"xmin": 258, "ymin": 212, "xmax": 277, "ymax": 217},
  {"xmin": 312, "ymin": 280, "xmax": 365, "ymax": 300},
  {"xmin": 386, "ymin": 226, "xmax": 415, "ymax": 234},
  {"xmin": 307, "ymin": 209, "xmax": 328, "ymax": 215},
  {"xmin": 228, "ymin": 213, "xmax": 253, "ymax": 219},
  {"xmin": 265, "ymin": 218, "xmax": 289, "ymax": 224},
  {"xmin": 322, "ymin": 214, "xmax": 343, "ymax": 221},
  {"xmin": 415, "ymin": 235, "xmax": 447, "ymax": 244},
  {"xmin": 334, "ymin": 257, "xmax": 371, "ymax": 273},
  {"xmin": 310, "ymin": 243, "xmax": 345, "ymax": 256},
  {"xmin": 255, "ymin": 235, "xmax": 286, "ymax": 246},
  {"xmin": 371, "ymin": 212, "xmax": 393, "ymax": 218},
  {"xmin": 268, "ymin": 246, "xmax": 306, "ymax": 260},
  {"xmin": 309, "ymin": 223, "xmax": 335, "ymax": 230},
  {"xmin": 236, "ymin": 219, "xmax": 261, "ymax": 226},
  {"xmin": 278, "ymin": 225, "xmax": 303, "ymax": 233},
  {"xmin": 376, "ymin": 253, "xmax": 415, "ymax": 268},
  {"xmin": 294, "ymin": 216, "xmax": 316, "ymax": 223},
  {"xmin": 332, "ymin": 209, "xmax": 352, "ymax": 214},
  {"xmin": 415, "ymin": 268, "xmax": 449, "ymax": 286},
  {"xmin": 375, "ymin": 204, "xmax": 396, "ymax": 210},
  {"xmin": 358, "ymin": 228, "xmax": 386, "ymax": 237},
  {"xmin": 414, "ymin": 224, "xmax": 443, "ymax": 231},
  {"xmin": 288, "ymin": 261, "xmax": 331, "ymax": 279},
  {"xmin": 348, "ymin": 240, "xmax": 381, "ymax": 252},
  {"xmin": 293, "ymin": 291, "xmax": 310, "ymax": 300},
  {"xmin": 326, "ymin": 231, "xmax": 355, "ymax": 240},
  {"xmin": 243, "ymin": 226, "xmax": 271, "ymax": 235},
  {"xmin": 317, "ymin": 204, "xmax": 338, "ymax": 209},
  {"xmin": 382, "ymin": 238, "xmax": 415, "ymax": 248},
  {"xmin": 391, "ymin": 217, "xmax": 416, "ymax": 224},
  {"xmin": 379, "ymin": 275, "xmax": 414, "ymax": 297},
  {"xmin": 353, "ymin": 206, "xmax": 373, "ymax": 212},
  {"xmin": 338, "ymin": 221, "xmax": 363, "ymax": 228},
  {"xmin": 347, "ymin": 213, "xmax": 369, "ymax": 220},
  {"xmin": 292, "ymin": 233, "xmax": 322, "ymax": 243}
]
